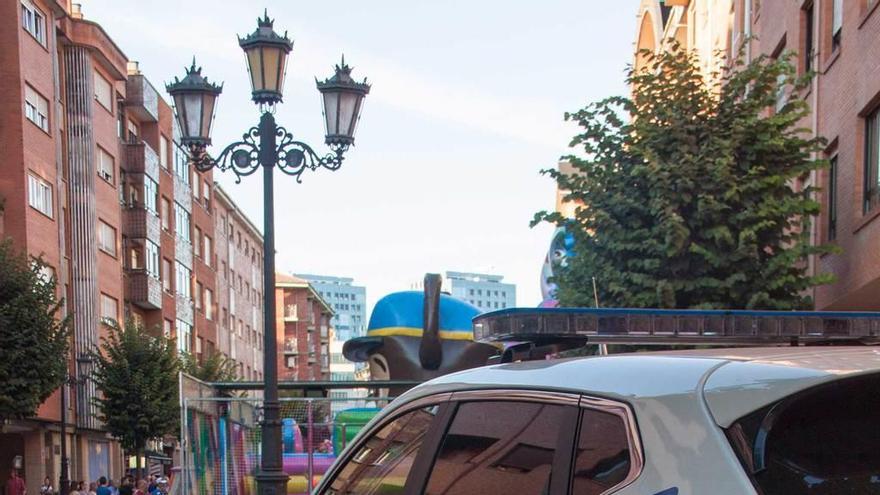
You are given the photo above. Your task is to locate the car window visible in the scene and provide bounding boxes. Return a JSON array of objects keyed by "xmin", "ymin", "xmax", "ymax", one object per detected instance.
[
  {"xmin": 326, "ymin": 405, "xmax": 439, "ymax": 495},
  {"xmin": 727, "ymin": 373, "xmax": 880, "ymax": 494},
  {"xmin": 424, "ymin": 401, "xmax": 569, "ymax": 495},
  {"xmin": 572, "ymin": 408, "xmax": 632, "ymax": 494}
]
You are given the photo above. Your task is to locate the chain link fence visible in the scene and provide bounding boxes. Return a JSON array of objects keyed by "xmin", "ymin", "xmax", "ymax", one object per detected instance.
[{"xmin": 175, "ymin": 374, "xmax": 394, "ymax": 495}]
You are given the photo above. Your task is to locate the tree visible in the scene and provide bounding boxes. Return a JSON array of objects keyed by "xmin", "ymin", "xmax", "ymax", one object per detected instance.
[
  {"xmin": 91, "ymin": 318, "xmax": 179, "ymax": 477},
  {"xmin": 0, "ymin": 240, "xmax": 69, "ymax": 422},
  {"xmin": 534, "ymin": 44, "xmax": 836, "ymax": 309},
  {"xmin": 180, "ymin": 351, "xmax": 239, "ymax": 382}
]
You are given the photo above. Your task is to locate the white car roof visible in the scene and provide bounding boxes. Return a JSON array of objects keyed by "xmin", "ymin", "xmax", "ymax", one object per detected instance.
[{"xmin": 400, "ymin": 346, "xmax": 880, "ymax": 427}]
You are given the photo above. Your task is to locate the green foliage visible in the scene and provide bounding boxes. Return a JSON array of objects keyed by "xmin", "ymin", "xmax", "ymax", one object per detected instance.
[
  {"xmin": 534, "ymin": 44, "xmax": 837, "ymax": 309},
  {"xmin": 180, "ymin": 351, "xmax": 239, "ymax": 383},
  {"xmin": 0, "ymin": 239, "xmax": 70, "ymax": 421},
  {"xmin": 91, "ymin": 318, "xmax": 180, "ymax": 453}
]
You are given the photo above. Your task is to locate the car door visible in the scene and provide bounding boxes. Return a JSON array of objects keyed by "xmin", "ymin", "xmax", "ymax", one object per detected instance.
[{"xmin": 317, "ymin": 390, "xmax": 642, "ymax": 495}]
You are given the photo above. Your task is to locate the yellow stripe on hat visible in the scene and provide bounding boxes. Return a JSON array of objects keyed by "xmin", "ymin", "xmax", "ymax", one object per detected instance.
[{"xmin": 367, "ymin": 326, "xmax": 474, "ymax": 341}]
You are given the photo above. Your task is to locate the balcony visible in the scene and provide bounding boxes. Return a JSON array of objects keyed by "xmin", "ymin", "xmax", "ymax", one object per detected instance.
[
  {"xmin": 320, "ymin": 325, "xmax": 329, "ymax": 342},
  {"xmin": 125, "ymin": 75, "xmax": 159, "ymax": 122},
  {"xmin": 284, "ymin": 304, "xmax": 298, "ymax": 322},
  {"xmin": 129, "ymin": 270, "xmax": 162, "ymax": 310},
  {"xmin": 176, "ymin": 294, "xmax": 194, "ymax": 325},
  {"xmin": 282, "ymin": 338, "xmax": 298, "ymax": 354},
  {"xmin": 173, "ymin": 175, "xmax": 192, "ymax": 210},
  {"xmin": 123, "ymin": 207, "xmax": 160, "ymax": 242},
  {"xmin": 124, "ymin": 141, "xmax": 160, "ymax": 180},
  {"xmin": 175, "ymin": 238, "xmax": 192, "ymax": 269}
]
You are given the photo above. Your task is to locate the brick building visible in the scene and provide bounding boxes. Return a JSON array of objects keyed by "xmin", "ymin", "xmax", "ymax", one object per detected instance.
[
  {"xmin": 275, "ymin": 274, "xmax": 333, "ymax": 381},
  {"xmin": 0, "ymin": 1, "xmax": 261, "ymax": 490},
  {"xmin": 635, "ymin": 0, "xmax": 880, "ymax": 310},
  {"xmin": 214, "ymin": 184, "xmax": 264, "ymax": 381}
]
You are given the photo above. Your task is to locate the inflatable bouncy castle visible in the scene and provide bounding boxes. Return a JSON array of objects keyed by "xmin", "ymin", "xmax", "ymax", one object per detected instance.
[{"xmin": 343, "ymin": 274, "xmax": 499, "ymax": 395}]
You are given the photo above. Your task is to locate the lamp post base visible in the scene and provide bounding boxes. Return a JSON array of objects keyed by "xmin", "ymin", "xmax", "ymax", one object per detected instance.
[{"xmin": 255, "ymin": 470, "xmax": 290, "ymax": 495}]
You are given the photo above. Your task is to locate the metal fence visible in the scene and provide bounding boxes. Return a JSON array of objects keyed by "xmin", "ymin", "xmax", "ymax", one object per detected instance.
[{"xmin": 176, "ymin": 374, "xmax": 393, "ymax": 495}]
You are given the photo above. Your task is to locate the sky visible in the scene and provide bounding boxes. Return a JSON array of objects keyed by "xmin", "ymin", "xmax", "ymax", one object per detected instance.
[{"xmin": 82, "ymin": 0, "xmax": 639, "ymax": 313}]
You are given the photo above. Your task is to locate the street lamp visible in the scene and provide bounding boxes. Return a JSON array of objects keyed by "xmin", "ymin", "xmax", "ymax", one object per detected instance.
[{"xmin": 166, "ymin": 10, "xmax": 368, "ymax": 495}]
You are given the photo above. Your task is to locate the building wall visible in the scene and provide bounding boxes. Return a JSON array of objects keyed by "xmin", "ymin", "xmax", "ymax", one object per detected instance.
[
  {"xmin": 214, "ymin": 184, "xmax": 264, "ymax": 380},
  {"xmin": 295, "ymin": 274, "xmax": 366, "ymax": 342},
  {"xmin": 0, "ymin": 2, "xmax": 263, "ymax": 490},
  {"xmin": 635, "ymin": 0, "xmax": 880, "ymax": 311},
  {"xmin": 443, "ymin": 271, "xmax": 516, "ymax": 311},
  {"xmin": 276, "ymin": 275, "xmax": 332, "ymax": 381}
]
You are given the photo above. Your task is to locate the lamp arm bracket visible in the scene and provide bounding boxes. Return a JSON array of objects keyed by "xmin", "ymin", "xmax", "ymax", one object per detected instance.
[
  {"xmin": 187, "ymin": 126, "xmax": 261, "ymax": 184},
  {"xmin": 274, "ymin": 125, "xmax": 346, "ymax": 182}
]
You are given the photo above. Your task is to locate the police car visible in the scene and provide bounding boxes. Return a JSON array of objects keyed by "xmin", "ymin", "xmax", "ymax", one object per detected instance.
[{"xmin": 316, "ymin": 308, "xmax": 880, "ymax": 495}]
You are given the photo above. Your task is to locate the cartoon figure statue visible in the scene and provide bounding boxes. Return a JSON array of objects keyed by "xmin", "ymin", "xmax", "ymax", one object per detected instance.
[
  {"xmin": 343, "ymin": 274, "xmax": 499, "ymax": 395},
  {"xmin": 540, "ymin": 226, "xmax": 575, "ymax": 308}
]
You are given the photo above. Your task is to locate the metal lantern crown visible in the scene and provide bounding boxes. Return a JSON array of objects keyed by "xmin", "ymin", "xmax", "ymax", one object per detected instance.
[
  {"xmin": 316, "ymin": 56, "xmax": 371, "ymax": 147},
  {"xmin": 238, "ymin": 10, "xmax": 293, "ymax": 105},
  {"xmin": 165, "ymin": 59, "xmax": 223, "ymax": 147}
]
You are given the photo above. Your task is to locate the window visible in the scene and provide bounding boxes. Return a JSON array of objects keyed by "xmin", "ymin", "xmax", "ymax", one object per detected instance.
[
  {"xmin": 146, "ymin": 241, "xmax": 160, "ymax": 278},
  {"xmin": 27, "ymin": 173, "xmax": 53, "ymax": 217},
  {"xmin": 832, "ymin": 0, "xmax": 842, "ymax": 51},
  {"xmin": 173, "ymin": 142, "xmax": 190, "ymax": 185},
  {"xmin": 25, "ymin": 85, "xmax": 49, "ymax": 132},
  {"xmin": 203, "ymin": 180, "xmax": 210, "ymax": 202},
  {"xmin": 98, "ymin": 220, "xmax": 116, "ymax": 256},
  {"xmin": 571, "ymin": 408, "xmax": 633, "ymax": 494},
  {"xmin": 97, "ymin": 146, "xmax": 114, "ymax": 183},
  {"xmin": 176, "ymin": 262, "xmax": 191, "ymax": 298},
  {"xmin": 865, "ymin": 108, "xmax": 880, "ymax": 213},
  {"xmin": 803, "ymin": 3, "xmax": 814, "ymax": 73},
  {"xmin": 162, "ymin": 258, "xmax": 172, "ymax": 292},
  {"xmin": 174, "ymin": 202, "xmax": 191, "ymax": 241},
  {"xmin": 144, "ymin": 177, "xmax": 158, "ymax": 213},
  {"xmin": 424, "ymin": 401, "xmax": 567, "ymax": 495},
  {"xmin": 205, "ymin": 289, "xmax": 213, "ymax": 320},
  {"xmin": 328, "ymin": 406, "xmax": 439, "ymax": 494},
  {"xmin": 21, "ymin": 0, "xmax": 45, "ymax": 45},
  {"xmin": 727, "ymin": 374, "xmax": 880, "ymax": 494},
  {"xmin": 163, "ymin": 319, "xmax": 172, "ymax": 338},
  {"xmin": 127, "ymin": 120, "xmax": 138, "ymax": 142},
  {"xmin": 161, "ymin": 197, "xmax": 171, "ymax": 230},
  {"xmin": 828, "ymin": 155, "xmax": 837, "ymax": 241},
  {"xmin": 194, "ymin": 226, "xmax": 202, "ymax": 257},
  {"xmin": 100, "ymin": 293, "xmax": 118, "ymax": 323},
  {"xmin": 94, "ymin": 71, "xmax": 113, "ymax": 111},
  {"xmin": 176, "ymin": 320, "xmax": 192, "ymax": 353},
  {"xmin": 203, "ymin": 235, "xmax": 212, "ymax": 267},
  {"xmin": 159, "ymin": 135, "xmax": 169, "ymax": 169},
  {"xmin": 195, "ymin": 282, "xmax": 203, "ymax": 310}
]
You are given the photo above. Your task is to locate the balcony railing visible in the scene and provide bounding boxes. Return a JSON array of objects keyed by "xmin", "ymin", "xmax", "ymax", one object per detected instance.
[
  {"xmin": 284, "ymin": 304, "xmax": 298, "ymax": 321},
  {"xmin": 123, "ymin": 207, "xmax": 161, "ymax": 242},
  {"xmin": 124, "ymin": 140, "xmax": 160, "ymax": 180},
  {"xmin": 282, "ymin": 338, "xmax": 298, "ymax": 354},
  {"xmin": 129, "ymin": 270, "xmax": 162, "ymax": 310},
  {"xmin": 125, "ymin": 75, "xmax": 159, "ymax": 122}
]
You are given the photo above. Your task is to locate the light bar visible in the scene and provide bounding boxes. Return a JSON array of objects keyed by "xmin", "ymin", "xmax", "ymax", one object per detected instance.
[{"xmin": 473, "ymin": 308, "xmax": 880, "ymax": 346}]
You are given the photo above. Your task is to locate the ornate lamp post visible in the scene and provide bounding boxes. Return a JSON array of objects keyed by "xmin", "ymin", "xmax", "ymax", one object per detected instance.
[{"xmin": 166, "ymin": 11, "xmax": 369, "ymax": 495}]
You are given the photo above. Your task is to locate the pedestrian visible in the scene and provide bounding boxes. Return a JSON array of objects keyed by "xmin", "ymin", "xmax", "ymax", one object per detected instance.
[
  {"xmin": 146, "ymin": 476, "xmax": 156, "ymax": 495},
  {"xmin": 5, "ymin": 470, "xmax": 26, "ymax": 495},
  {"xmin": 87, "ymin": 482, "xmax": 97, "ymax": 495},
  {"xmin": 107, "ymin": 480, "xmax": 118, "ymax": 495},
  {"xmin": 133, "ymin": 480, "xmax": 147, "ymax": 495},
  {"xmin": 39, "ymin": 477, "xmax": 53, "ymax": 495},
  {"xmin": 69, "ymin": 481, "xmax": 83, "ymax": 495},
  {"xmin": 118, "ymin": 477, "xmax": 132, "ymax": 495},
  {"xmin": 95, "ymin": 477, "xmax": 110, "ymax": 495}
]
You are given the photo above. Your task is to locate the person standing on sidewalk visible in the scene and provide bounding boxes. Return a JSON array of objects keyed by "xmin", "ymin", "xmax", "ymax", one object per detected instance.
[
  {"xmin": 6, "ymin": 470, "xmax": 26, "ymax": 495},
  {"xmin": 39, "ymin": 477, "xmax": 53, "ymax": 495}
]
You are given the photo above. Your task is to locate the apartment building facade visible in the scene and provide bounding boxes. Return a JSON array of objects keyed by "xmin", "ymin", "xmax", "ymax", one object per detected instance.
[
  {"xmin": 214, "ymin": 184, "xmax": 264, "ymax": 381},
  {"xmin": 276, "ymin": 274, "xmax": 333, "ymax": 381},
  {"xmin": 1, "ymin": 1, "xmax": 262, "ymax": 490},
  {"xmin": 294, "ymin": 274, "xmax": 366, "ymax": 342},
  {"xmin": 635, "ymin": 0, "xmax": 880, "ymax": 311},
  {"xmin": 412, "ymin": 271, "xmax": 516, "ymax": 311}
]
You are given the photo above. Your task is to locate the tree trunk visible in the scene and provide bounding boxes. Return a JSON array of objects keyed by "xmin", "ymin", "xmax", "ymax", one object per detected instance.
[{"xmin": 136, "ymin": 448, "xmax": 143, "ymax": 481}]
